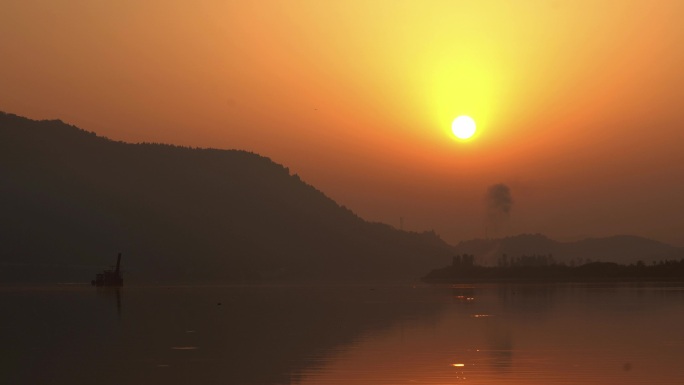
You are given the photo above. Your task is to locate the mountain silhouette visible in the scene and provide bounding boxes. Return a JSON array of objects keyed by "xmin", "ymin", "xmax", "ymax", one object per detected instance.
[
  {"xmin": 0, "ymin": 112, "xmax": 454, "ymax": 283},
  {"xmin": 454, "ymin": 233, "xmax": 684, "ymax": 266}
]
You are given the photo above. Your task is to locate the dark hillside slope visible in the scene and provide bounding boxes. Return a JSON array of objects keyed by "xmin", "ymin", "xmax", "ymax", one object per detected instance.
[{"xmin": 0, "ymin": 112, "xmax": 453, "ymax": 283}]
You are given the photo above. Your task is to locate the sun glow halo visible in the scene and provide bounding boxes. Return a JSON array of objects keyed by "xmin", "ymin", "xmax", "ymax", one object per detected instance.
[{"xmin": 452, "ymin": 116, "xmax": 476, "ymax": 140}]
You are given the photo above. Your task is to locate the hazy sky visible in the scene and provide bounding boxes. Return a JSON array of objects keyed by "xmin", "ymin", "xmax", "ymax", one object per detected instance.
[{"xmin": 2, "ymin": 0, "xmax": 683, "ymax": 245}]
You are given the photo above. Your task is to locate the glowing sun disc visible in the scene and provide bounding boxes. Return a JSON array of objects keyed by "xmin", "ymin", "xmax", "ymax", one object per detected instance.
[{"xmin": 452, "ymin": 116, "xmax": 476, "ymax": 139}]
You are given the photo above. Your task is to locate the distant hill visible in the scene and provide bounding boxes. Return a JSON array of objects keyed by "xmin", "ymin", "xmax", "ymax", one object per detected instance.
[
  {"xmin": 0, "ymin": 112, "xmax": 454, "ymax": 283},
  {"xmin": 454, "ymin": 233, "xmax": 684, "ymax": 266}
]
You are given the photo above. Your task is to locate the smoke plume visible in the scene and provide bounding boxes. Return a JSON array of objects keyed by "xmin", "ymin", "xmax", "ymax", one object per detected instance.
[{"xmin": 485, "ymin": 183, "xmax": 513, "ymax": 238}]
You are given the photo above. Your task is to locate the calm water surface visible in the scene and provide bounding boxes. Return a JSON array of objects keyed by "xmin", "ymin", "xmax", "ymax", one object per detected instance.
[{"xmin": 2, "ymin": 283, "xmax": 683, "ymax": 384}]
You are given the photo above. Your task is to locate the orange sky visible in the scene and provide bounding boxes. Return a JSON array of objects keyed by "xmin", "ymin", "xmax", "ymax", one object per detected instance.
[{"xmin": 2, "ymin": 0, "xmax": 683, "ymax": 245}]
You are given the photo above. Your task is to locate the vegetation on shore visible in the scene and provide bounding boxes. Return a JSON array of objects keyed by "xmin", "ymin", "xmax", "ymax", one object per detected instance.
[{"xmin": 423, "ymin": 253, "xmax": 684, "ymax": 282}]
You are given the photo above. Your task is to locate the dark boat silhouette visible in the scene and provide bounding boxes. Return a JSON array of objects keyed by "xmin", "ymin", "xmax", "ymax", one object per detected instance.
[{"xmin": 92, "ymin": 253, "xmax": 123, "ymax": 287}]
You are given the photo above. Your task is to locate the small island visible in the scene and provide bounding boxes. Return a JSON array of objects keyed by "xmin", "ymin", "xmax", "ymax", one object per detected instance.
[{"xmin": 422, "ymin": 254, "xmax": 684, "ymax": 283}]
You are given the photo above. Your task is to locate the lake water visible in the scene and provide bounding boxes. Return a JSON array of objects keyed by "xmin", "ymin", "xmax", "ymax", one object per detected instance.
[{"xmin": 2, "ymin": 283, "xmax": 683, "ymax": 384}]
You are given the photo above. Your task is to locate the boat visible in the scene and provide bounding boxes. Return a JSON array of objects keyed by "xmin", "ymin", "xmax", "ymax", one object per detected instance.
[{"xmin": 92, "ymin": 253, "xmax": 123, "ymax": 287}]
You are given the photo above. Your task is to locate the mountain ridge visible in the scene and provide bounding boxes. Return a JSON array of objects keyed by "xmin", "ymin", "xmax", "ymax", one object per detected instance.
[
  {"xmin": 2, "ymin": 112, "xmax": 680, "ymax": 283},
  {"xmin": 0, "ymin": 112, "xmax": 453, "ymax": 283}
]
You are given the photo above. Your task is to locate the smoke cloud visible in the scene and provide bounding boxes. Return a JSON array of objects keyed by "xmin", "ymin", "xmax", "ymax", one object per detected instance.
[{"xmin": 485, "ymin": 183, "xmax": 513, "ymax": 238}]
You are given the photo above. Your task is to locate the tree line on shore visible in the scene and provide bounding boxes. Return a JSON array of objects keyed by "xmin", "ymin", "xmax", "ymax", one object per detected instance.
[{"xmin": 425, "ymin": 253, "xmax": 684, "ymax": 282}]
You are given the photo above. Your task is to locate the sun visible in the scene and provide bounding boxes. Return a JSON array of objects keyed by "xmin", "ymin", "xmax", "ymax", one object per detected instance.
[{"xmin": 451, "ymin": 115, "xmax": 476, "ymax": 140}]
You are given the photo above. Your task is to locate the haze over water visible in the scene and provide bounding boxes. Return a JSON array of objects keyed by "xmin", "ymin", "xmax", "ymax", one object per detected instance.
[{"xmin": 3, "ymin": 283, "xmax": 683, "ymax": 385}]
